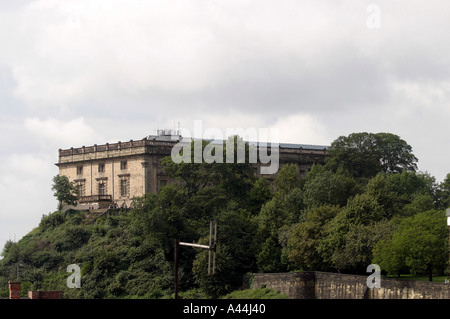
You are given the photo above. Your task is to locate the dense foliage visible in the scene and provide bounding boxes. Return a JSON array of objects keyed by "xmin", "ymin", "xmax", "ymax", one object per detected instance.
[{"xmin": 0, "ymin": 132, "xmax": 448, "ymax": 298}]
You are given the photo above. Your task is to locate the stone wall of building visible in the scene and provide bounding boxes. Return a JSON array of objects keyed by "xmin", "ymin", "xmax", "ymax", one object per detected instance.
[
  {"xmin": 57, "ymin": 138, "xmax": 177, "ymax": 206},
  {"xmin": 59, "ymin": 155, "xmax": 146, "ymax": 206},
  {"xmin": 57, "ymin": 136, "xmax": 328, "ymax": 207},
  {"xmin": 253, "ymin": 272, "xmax": 450, "ymax": 299}
]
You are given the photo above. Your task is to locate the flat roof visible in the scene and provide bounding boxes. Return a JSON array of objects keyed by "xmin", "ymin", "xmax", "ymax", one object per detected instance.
[{"xmin": 147, "ymin": 135, "xmax": 329, "ymax": 150}]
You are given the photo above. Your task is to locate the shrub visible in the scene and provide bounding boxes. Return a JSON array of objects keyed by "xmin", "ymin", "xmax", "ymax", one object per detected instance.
[{"xmin": 39, "ymin": 212, "xmax": 65, "ymax": 231}]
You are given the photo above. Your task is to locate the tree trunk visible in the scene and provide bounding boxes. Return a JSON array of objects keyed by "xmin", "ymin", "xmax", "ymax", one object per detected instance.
[{"xmin": 427, "ymin": 264, "xmax": 433, "ymax": 282}]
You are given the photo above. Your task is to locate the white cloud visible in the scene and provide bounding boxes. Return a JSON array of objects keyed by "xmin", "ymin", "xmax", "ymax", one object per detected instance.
[
  {"xmin": 1, "ymin": 0, "xmax": 450, "ymax": 248},
  {"xmin": 0, "ymin": 152, "xmax": 58, "ymax": 249},
  {"xmin": 0, "ymin": 1, "xmax": 397, "ymax": 112},
  {"xmin": 0, "ymin": 116, "xmax": 101, "ymax": 248},
  {"xmin": 24, "ymin": 117, "xmax": 102, "ymax": 149},
  {"xmin": 269, "ymin": 114, "xmax": 330, "ymax": 145},
  {"xmin": 1, "ymin": 0, "xmax": 240, "ymax": 107}
]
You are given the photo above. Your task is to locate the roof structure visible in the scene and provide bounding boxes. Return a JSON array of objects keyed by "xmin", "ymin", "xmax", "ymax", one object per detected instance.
[{"xmin": 145, "ymin": 134, "xmax": 329, "ymax": 150}]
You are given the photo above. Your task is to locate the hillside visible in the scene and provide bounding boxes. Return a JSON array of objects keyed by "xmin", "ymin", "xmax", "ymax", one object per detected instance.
[
  {"xmin": 1, "ymin": 133, "xmax": 449, "ymax": 299},
  {"xmin": 0, "ymin": 208, "xmax": 171, "ymax": 298}
]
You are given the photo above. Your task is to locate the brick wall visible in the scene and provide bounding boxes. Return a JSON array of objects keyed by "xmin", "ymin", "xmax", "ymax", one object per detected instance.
[
  {"xmin": 253, "ymin": 272, "xmax": 450, "ymax": 299},
  {"xmin": 8, "ymin": 282, "xmax": 21, "ymax": 299},
  {"xmin": 28, "ymin": 291, "xmax": 62, "ymax": 299}
]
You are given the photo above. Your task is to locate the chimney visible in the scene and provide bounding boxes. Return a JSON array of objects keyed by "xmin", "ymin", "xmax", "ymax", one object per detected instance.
[{"xmin": 8, "ymin": 281, "xmax": 21, "ymax": 299}]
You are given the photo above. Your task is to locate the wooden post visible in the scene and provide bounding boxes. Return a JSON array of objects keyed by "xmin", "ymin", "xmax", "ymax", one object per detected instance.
[
  {"xmin": 213, "ymin": 221, "xmax": 217, "ymax": 275},
  {"xmin": 174, "ymin": 239, "xmax": 179, "ymax": 299},
  {"xmin": 174, "ymin": 221, "xmax": 217, "ymax": 297}
]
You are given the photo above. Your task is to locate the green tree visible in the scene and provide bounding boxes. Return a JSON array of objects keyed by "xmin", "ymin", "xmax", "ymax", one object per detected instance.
[
  {"xmin": 287, "ymin": 205, "xmax": 340, "ymax": 271},
  {"xmin": 214, "ymin": 135, "xmax": 256, "ymax": 202},
  {"xmin": 333, "ymin": 220, "xmax": 396, "ymax": 273},
  {"xmin": 253, "ymin": 164, "xmax": 307, "ymax": 272},
  {"xmin": 192, "ymin": 243, "xmax": 235, "ymax": 298},
  {"xmin": 325, "ymin": 132, "xmax": 418, "ymax": 179},
  {"xmin": 303, "ymin": 170, "xmax": 356, "ymax": 209},
  {"xmin": 256, "ymin": 237, "xmax": 284, "ymax": 273},
  {"xmin": 402, "ymin": 193, "xmax": 435, "ymax": 216},
  {"xmin": 317, "ymin": 193, "xmax": 386, "ymax": 271},
  {"xmin": 438, "ymin": 173, "xmax": 450, "ymax": 208},
  {"xmin": 39, "ymin": 211, "xmax": 66, "ymax": 231},
  {"xmin": 51, "ymin": 175, "xmax": 78, "ymax": 211},
  {"xmin": 161, "ymin": 139, "xmax": 217, "ymax": 195},
  {"xmin": 373, "ymin": 210, "xmax": 448, "ymax": 281},
  {"xmin": 193, "ymin": 203, "xmax": 258, "ymax": 297},
  {"xmin": 162, "ymin": 135, "xmax": 256, "ymax": 203},
  {"xmin": 374, "ymin": 133, "xmax": 418, "ymax": 174},
  {"xmin": 247, "ymin": 177, "xmax": 273, "ymax": 214},
  {"xmin": 365, "ymin": 171, "xmax": 438, "ymax": 217},
  {"xmin": 274, "ymin": 163, "xmax": 300, "ymax": 198}
]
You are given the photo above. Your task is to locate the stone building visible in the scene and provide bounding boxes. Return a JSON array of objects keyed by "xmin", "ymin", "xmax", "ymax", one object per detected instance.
[{"xmin": 56, "ymin": 132, "xmax": 328, "ymax": 208}]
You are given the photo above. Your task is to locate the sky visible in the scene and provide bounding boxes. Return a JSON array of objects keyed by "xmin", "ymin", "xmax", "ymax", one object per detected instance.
[{"xmin": 0, "ymin": 0, "xmax": 449, "ymax": 250}]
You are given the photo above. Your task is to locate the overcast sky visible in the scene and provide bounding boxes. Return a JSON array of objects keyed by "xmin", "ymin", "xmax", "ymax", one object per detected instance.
[{"xmin": 1, "ymin": 0, "xmax": 449, "ymax": 249}]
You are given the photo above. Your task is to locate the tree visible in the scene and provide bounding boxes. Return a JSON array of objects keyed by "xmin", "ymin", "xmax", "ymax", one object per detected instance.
[
  {"xmin": 287, "ymin": 205, "xmax": 340, "ymax": 271},
  {"xmin": 192, "ymin": 202, "xmax": 257, "ymax": 297},
  {"xmin": 365, "ymin": 173, "xmax": 403, "ymax": 217},
  {"xmin": 51, "ymin": 175, "xmax": 78, "ymax": 211},
  {"xmin": 303, "ymin": 169, "xmax": 357, "ymax": 209},
  {"xmin": 438, "ymin": 173, "xmax": 450, "ymax": 208},
  {"xmin": 162, "ymin": 136, "xmax": 256, "ymax": 202},
  {"xmin": 254, "ymin": 189, "xmax": 303, "ymax": 272},
  {"xmin": 161, "ymin": 139, "xmax": 217, "ymax": 195},
  {"xmin": 365, "ymin": 171, "xmax": 438, "ymax": 217},
  {"xmin": 402, "ymin": 193, "xmax": 435, "ymax": 216},
  {"xmin": 247, "ymin": 177, "xmax": 273, "ymax": 214},
  {"xmin": 343, "ymin": 193, "xmax": 386, "ymax": 225},
  {"xmin": 372, "ymin": 210, "xmax": 448, "ymax": 281},
  {"xmin": 332, "ymin": 220, "xmax": 396, "ymax": 273},
  {"xmin": 325, "ymin": 132, "xmax": 418, "ymax": 179},
  {"xmin": 374, "ymin": 133, "xmax": 418, "ymax": 174},
  {"xmin": 215, "ymin": 135, "xmax": 256, "ymax": 202},
  {"xmin": 317, "ymin": 193, "xmax": 386, "ymax": 271},
  {"xmin": 273, "ymin": 163, "xmax": 300, "ymax": 198}
]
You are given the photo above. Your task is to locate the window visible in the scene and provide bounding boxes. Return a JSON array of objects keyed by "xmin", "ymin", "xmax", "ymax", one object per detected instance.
[
  {"xmin": 160, "ymin": 180, "xmax": 167, "ymax": 187},
  {"xmin": 98, "ymin": 181, "xmax": 107, "ymax": 195},
  {"xmin": 120, "ymin": 177, "xmax": 130, "ymax": 197},
  {"xmin": 76, "ymin": 165, "xmax": 83, "ymax": 175},
  {"xmin": 76, "ymin": 180, "xmax": 85, "ymax": 197},
  {"xmin": 120, "ymin": 160, "xmax": 127, "ymax": 170},
  {"xmin": 98, "ymin": 163, "xmax": 105, "ymax": 173}
]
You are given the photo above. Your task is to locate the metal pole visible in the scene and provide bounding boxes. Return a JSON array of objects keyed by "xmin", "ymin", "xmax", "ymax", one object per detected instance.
[
  {"xmin": 446, "ymin": 208, "xmax": 450, "ymax": 276},
  {"xmin": 174, "ymin": 239, "xmax": 179, "ymax": 299},
  {"xmin": 208, "ymin": 221, "xmax": 212, "ymax": 275},
  {"xmin": 179, "ymin": 242, "xmax": 210, "ymax": 249},
  {"xmin": 174, "ymin": 220, "xmax": 218, "ymax": 296}
]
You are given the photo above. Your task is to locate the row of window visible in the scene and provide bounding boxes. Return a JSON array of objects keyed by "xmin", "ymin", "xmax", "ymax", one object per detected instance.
[
  {"xmin": 76, "ymin": 161, "xmax": 128, "ymax": 175},
  {"xmin": 75, "ymin": 178, "xmax": 168, "ymax": 198},
  {"xmin": 76, "ymin": 177, "xmax": 130, "ymax": 197}
]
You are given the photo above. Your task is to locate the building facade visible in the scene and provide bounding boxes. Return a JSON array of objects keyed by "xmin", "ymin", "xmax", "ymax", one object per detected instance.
[{"xmin": 56, "ymin": 133, "xmax": 328, "ymax": 208}]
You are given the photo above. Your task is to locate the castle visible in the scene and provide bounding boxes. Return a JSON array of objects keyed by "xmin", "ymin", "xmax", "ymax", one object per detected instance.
[{"xmin": 56, "ymin": 131, "xmax": 328, "ymax": 208}]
